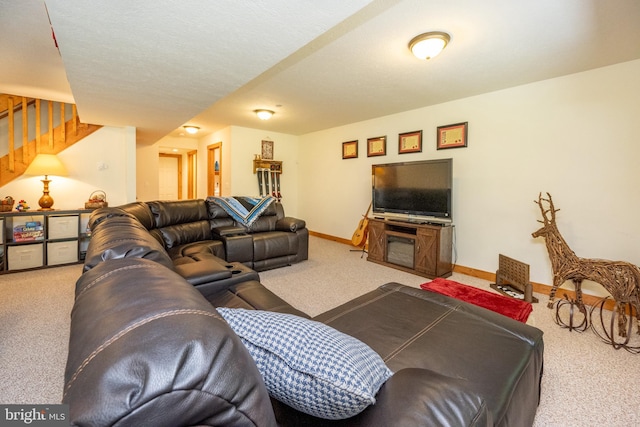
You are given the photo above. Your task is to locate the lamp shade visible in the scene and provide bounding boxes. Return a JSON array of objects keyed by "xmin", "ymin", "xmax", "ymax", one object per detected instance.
[{"xmin": 25, "ymin": 154, "xmax": 68, "ymax": 177}]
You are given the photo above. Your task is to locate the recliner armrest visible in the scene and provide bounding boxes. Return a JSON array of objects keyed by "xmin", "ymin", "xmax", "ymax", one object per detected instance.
[
  {"xmin": 212, "ymin": 225, "xmax": 247, "ymax": 237},
  {"xmin": 276, "ymin": 217, "xmax": 306, "ymax": 232},
  {"xmin": 173, "ymin": 259, "xmax": 233, "ymax": 286}
]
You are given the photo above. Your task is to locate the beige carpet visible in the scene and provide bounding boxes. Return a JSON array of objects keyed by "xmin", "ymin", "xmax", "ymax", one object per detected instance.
[{"xmin": 1, "ymin": 235, "xmax": 638, "ymax": 425}]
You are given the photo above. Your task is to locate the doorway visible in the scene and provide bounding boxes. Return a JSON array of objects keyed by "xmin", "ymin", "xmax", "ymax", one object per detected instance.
[
  {"xmin": 207, "ymin": 142, "xmax": 222, "ymax": 197},
  {"xmin": 158, "ymin": 153, "xmax": 182, "ymax": 199}
]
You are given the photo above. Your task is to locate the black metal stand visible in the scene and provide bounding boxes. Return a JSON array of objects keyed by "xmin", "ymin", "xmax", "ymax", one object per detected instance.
[{"xmin": 350, "ymin": 246, "xmax": 367, "ymax": 258}]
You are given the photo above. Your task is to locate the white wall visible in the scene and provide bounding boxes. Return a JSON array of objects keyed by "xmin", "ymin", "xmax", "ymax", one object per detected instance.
[
  {"xmin": 1, "ymin": 125, "xmax": 136, "ymax": 209},
  {"xmin": 220, "ymin": 126, "xmax": 301, "ymax": 218},
  {"xmin": 139, "ymin": 125, "xmax": 300, "ymax": 205},
  {"xmin": 298, "ymin": 60, "xmax": 640, "ymax": 292},
  {"xmin": 135, "ymin": 143, "xmax": 159, "ymax": 201}
]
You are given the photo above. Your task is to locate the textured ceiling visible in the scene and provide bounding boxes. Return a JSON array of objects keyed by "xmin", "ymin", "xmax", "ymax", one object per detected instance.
[{"xmin": 2, "ymin": 0, "xmax": 640, "ymax": 144}]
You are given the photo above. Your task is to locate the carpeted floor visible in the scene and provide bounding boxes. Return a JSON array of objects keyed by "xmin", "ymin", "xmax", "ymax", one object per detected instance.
[{"xmin": 1, "ymin": 235, "xmax": 638, "ymax": 425}]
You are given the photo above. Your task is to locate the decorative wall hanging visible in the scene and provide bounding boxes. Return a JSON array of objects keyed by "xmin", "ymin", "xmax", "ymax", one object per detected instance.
[
  {"xmin": 342, "ymin": 140, "xmax": 358, "ymax": 159},
  {"xmin": 437, "ymin": 122, "xmax": 468, "ymax": 149},
  {"xmin": 261, "ymin": 140, "xmax": 274, "ymax": 160},
  {"xmin": 367, "ymin": 136, "xmax": 386, "ymax": 157},
  {"xmin": 398, "ymin": 130, "xmax": 422, "ymax": 154}
]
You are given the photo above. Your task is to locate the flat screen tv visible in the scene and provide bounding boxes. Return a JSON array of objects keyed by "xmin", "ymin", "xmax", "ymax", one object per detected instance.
[{"xmin": 372, "ymin": 158, "xmax": 453, "ymax": 224}]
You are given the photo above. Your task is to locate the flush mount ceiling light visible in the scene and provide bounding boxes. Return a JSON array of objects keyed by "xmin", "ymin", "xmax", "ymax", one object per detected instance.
[
  {"xmin": 254, "ymin": 109, "xmax": 274, "ymax": 120},
  {"xmin": 408, "ymin": 31, "xmax": 450, "ymax": 60},
  {"xmin": 183, "ymin": 126, "xmax": 200, "ymax": 135}
]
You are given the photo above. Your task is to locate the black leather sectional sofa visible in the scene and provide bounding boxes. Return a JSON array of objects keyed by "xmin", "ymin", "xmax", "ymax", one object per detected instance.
[
  {"xmin": 116, "ymin": 198, "xmax": 308, "ymax": 270},
  {"xmin": 63, "ymin": 199, "xmax": 544, "ymax": 426},
  {"xmin": 88, "ymin": 198, "xmax": 308, "ymax": 300}
]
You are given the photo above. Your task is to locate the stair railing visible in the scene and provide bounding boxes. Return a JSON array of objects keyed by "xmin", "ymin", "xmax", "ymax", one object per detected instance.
[{"xmin": 0, "ymin": 94, "xmax": 101, "ymax": 187}]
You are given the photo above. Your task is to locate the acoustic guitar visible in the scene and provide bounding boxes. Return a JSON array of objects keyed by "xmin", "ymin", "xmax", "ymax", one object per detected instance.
[{"xmin": 351, "ymin": 202, "xmax": 372, "ymax": 247}]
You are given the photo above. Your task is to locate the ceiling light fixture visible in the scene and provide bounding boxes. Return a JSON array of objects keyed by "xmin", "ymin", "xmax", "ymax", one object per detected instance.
[
  {"xmin": 254, "ymin": 109, "xmax": 274, "ymax": 120},
  {"xmin": 183, "ymin": 126, "xmax": 200, "ymax": 135},
  {"xmin": 408, "ymin": 31, "xmax": 450, "ymax": 60}
]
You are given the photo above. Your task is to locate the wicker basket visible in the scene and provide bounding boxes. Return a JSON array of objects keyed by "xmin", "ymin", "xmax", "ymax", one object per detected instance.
[
  {"xmin": 85, "ymin": 191, "xmax": 108, "ymax": 209},
  {"xmin": 1, "ymin": 196, "xmax": 14, "ymax": 212}
]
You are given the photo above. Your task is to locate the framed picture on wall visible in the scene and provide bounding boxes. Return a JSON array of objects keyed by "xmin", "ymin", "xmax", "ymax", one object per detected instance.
[
  {"xmin": 398, "ymin": 130, "xmax": 422, "ymax": 154},
  {"xmin": 342, "ymin": 140, "xmax": 358, "ymax": 159},
  {"xmin": 261, "ymin": 140, "xmax": 274, "ymax": 159},
  {"xmin": 367, "ymin": 136, "xmax": 386, "ymax": 157},
  {"xmin": 437, "ymin": 122, "xmax": 468, "ymax": 149}
]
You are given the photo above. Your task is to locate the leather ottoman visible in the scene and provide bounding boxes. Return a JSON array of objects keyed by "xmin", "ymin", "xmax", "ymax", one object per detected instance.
[{"xmin": 312, "ymin": 283, "xmax": 544, "ymax": 427}]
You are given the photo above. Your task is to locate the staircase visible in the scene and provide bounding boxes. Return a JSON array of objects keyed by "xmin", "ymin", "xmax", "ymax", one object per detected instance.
[{"xmin": 0, "ymin": 94, "xmax": 102, "ymax": 187}]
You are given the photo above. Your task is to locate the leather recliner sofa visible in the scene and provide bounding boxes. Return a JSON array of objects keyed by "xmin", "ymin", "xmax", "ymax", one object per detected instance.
[
  {"xmin": 115, "ymin": 197, "xmax": 309, "ymax": 272},
  {"xmin": 63, "ymin": 203, "xmax": 544, "ymax": 426},
  {"xmin": 87, "ymin": 198, "xmax": 308, "ymax": 300}
]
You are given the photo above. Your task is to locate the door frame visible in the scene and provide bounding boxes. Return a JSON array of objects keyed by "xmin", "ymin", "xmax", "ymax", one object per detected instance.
[
  {"xmin": 187, "ymin": 149, "xmax": 197, "ymax": 199},
  {"xmin": 207, "ymin": 142, "xmax": 222, "ymax": 196}
]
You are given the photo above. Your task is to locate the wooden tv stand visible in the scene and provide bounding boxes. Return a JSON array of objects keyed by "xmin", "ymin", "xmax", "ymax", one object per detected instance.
[{"xmin": 367, "ymin": 217, "xmax": 453, "ymax": 279}]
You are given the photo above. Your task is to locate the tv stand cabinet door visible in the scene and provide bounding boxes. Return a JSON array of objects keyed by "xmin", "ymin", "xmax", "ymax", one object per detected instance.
[
  {"xmin": 367, "ymin": 220, "xmax": 385, "ymax": 262},
  {"xmin": 415, "ymin": 228, "xmax": 438, "ymax": 276}
]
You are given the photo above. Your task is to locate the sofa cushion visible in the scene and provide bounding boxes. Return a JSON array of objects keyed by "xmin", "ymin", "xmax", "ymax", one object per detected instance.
[
  {"xmin": 147, "ymin": 199, "xmax": 208, "ymax": 228},
  {"xmin": 253, "ymin": 231, "xmax": 298, "ymax": 260},
  {"xmin": 212, "ymin": 281, "xmax": 311, "ymax": 318},
  {"xmin": 216, "ymin": 308, "xmax": 393, "ymax": 420},
  {"xmin": 168, "ymin": 240, "xmax": 225, "ymax": 262},
  {"xmin": 117, "ymin": 201, "xmax": 155, "ymax": 230},
  {"xmin": 84, "ymin": 211, "xmax": 174, "ymax": 272},
  {"xmin": 156, "ymin": 220, "xmax": 212, "ymax": 249}
]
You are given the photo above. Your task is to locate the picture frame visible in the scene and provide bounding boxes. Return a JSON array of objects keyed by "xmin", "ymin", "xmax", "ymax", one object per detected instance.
[
  {"xmin": 342, "ymin": 140, "xmax": 358, "ymax": 159},
  {"xmin": 367, "ymin": 136, "xmax": 386, "ymax": 157},
  {"xmin": 261, "ymin": 140, "xmax": 274, "ymax": 160},
  {"xmin": 437, "ymin": 122, "xmax": 468, "ymax": 150},
  {"xmin": 398, "ymin": 130, "xmax": 422, "ymax": 154}
]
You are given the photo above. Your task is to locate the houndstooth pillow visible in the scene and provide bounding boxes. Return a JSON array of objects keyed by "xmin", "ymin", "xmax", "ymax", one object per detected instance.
[{"xmin": 216, "ymin": 308, "xmax": 393, "ymax": 420}]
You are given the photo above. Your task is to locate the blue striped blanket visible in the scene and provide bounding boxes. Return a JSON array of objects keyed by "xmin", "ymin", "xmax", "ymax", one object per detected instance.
[{"xmin": 207, "ymin": 196, "xmax": 275, "ymax": 227}]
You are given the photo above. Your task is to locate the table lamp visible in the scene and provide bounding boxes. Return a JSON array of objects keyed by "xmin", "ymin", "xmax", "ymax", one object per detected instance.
[{"xmin": 24, "ymin": 153, "xmax": 68, "ymax": 211}]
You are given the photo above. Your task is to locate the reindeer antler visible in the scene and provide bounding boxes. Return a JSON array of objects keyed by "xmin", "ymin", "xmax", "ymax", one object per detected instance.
[{"xmin": 534, "ymin": 192, "xmax": 560, "ymax": 225}]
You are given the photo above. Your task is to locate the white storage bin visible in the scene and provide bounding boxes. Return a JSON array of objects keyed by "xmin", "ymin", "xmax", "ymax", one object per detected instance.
[
  {"xmin": 48, "ymin": 215, "xmax": 79, "ymax": 239},
  {"xmin": 47, "ymin": 241, "xmax": 78, "ymax": 265},
  {"xmin": 8, "ymin": 243, "xmax": 44, "ymax": 270}
]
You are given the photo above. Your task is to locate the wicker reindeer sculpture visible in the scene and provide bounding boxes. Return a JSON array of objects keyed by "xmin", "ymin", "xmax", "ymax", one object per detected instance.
[{"xmin": 532, "ymin": 192, "xmax": 640, "ymax": 337}]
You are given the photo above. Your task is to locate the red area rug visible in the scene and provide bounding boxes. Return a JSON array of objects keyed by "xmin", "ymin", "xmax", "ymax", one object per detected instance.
[{"xmin": 420, "ymin": 278, "xmax": 532, "ymax": 323}]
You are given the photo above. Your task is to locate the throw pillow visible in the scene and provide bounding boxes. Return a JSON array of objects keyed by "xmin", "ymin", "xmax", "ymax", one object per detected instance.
[{"xmin": 216, "ymin": 308, "xmax": 393, "ymax": 420}]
